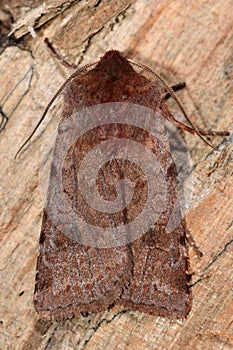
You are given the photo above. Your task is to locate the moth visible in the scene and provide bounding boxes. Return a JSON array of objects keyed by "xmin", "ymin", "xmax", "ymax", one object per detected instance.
[{"xmin": 17, "ymin": 43, "xmax": 229, "ymax": 320}]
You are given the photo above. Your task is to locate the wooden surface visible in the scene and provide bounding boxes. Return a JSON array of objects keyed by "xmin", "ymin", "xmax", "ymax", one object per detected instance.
[{"xmin": 0, "ymin": 0, "xmax": 232, "ymax": 349}]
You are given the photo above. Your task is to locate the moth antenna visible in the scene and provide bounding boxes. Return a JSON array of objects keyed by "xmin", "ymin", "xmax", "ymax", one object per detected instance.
[
  {"xmin": 15, "ymin": 61, "xmax": 98, "ymax": 159},
  {"xmin": 128, "ymin": 58, "xmax": 223, "ymax": 149}
]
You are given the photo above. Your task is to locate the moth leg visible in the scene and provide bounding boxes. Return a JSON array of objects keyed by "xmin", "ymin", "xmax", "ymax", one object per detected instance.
[
  {"xmin": 163, "ymin": 82, "xmax": 186, "ymax": 101},
  {"xmin": 44, "ymin": 38, "xmax": 79, "ymax": 70},
  {"xmin": 162, "ymin": 83, "xmax": 229, "ymax": 136},
  {"xmin": 165, "ymin": 113, "xmax": 229, "ymax": 136},
  {"xmin": 185, "ymin": 229, "xmax": 203, "ymax": 257}
]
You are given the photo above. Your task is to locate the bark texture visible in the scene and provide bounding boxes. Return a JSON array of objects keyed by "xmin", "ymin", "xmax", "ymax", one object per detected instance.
[{"xmin": 0, "ymin": 1, "xmax": 232, "ymax": 349}]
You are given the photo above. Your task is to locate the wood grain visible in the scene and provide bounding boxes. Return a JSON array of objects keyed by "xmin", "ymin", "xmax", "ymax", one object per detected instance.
[{"xmin": 0, "ymin": 0, "xmax": 232, "ymax": 349}]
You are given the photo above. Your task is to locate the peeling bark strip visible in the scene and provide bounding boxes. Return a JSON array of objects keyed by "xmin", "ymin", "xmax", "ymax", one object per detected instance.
[{"xmin": 32, "ymin": 50, "xmax": 229, "ymax": 321}]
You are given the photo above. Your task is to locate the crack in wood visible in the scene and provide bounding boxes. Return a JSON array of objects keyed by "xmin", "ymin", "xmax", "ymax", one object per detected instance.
[
  {"xmin": 0, "ymin": 65, "xmax": 34, "ymax": 133},
  {"xmin": 191, "ymin": 235, "xmax": 233, "ymax": 287},
  {"xmin": 81, "ymin": 310, "xmax": 127, "ymax": 349}
]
